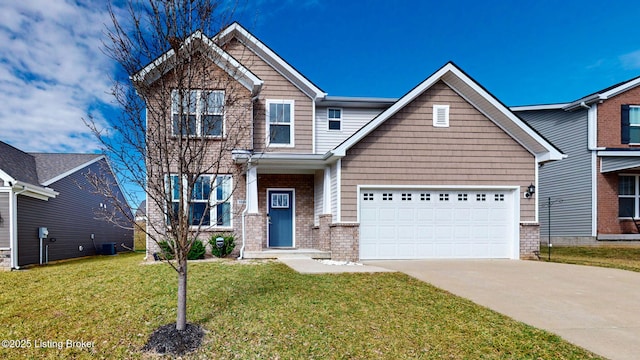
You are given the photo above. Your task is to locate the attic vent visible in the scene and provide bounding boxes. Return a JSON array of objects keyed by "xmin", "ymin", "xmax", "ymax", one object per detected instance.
[{"xmin": 433, "ymin": 104, "xmax": 450, "ymax": 127}]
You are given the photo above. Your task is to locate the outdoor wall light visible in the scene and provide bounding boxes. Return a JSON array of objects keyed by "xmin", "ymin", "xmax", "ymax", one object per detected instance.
[{"xmin": 524, "ymin": 183, "xmax": 536, "ymax": 199}]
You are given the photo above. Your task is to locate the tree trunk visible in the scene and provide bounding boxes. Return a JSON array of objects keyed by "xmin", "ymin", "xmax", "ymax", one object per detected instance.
[{"xmin": 176, "ymin": 259, "xmax": 187, "ymax": 331}]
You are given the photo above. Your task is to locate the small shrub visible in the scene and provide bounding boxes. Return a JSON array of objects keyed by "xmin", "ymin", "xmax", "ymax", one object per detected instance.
[
  {"xmin": 156, "ymin": 239, "xmax": 205, "ymax": 260},
  {"xmin": 157, "ymin": 240, "xmax": 175, "ymax": 260},
  {"xmin": 209, "ymin": 234, "xmax": 235, "ymax": 258},
  {"xmin": 188, "ymin": 240, "xmax": 206, "ymax": 260}
]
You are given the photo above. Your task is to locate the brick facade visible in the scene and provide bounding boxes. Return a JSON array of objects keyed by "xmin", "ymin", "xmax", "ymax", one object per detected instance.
[
  {"xmin": 596, "ymin": 85, "xmax": 640, "ymax": 235},
  {"xmin": 257, "ymin": 174, "xmax": 316, "ymax": 248},
  {"xmin": 519, "ymin": 223, "xmax": 540, "ymax": 260}
]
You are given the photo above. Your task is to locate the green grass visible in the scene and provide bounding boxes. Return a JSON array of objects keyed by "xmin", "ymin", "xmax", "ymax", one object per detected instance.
[
  {"xmin": 0, "ymin": 253, "xmax": 601, "ymax": 359},
  {"xmin": 540, "ymin": 245, "xmax": 640, "ymax": 272}
]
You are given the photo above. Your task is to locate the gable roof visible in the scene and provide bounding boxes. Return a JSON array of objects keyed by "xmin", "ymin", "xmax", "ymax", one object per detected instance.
[
  {"xmin": 330, "ymin": 62, "xmax": 565, "ymax": 163},
  {"xmin": 31, "ymin": 153, "xmax": 103, "ymax": 186},
  {"xmin": 563, "ymin": 74, "xmax": 640, "ymax": 111},
  {"xmin": 215, "ymin": 22, "xmax": 327, "ymax": 100},
  {"xmin": 132, "ymin": 29, "xmax": 264, "ymax": 95},
  {"xmin": 0, "ymin": 140, "xmax": 40, "ymax": 185}
]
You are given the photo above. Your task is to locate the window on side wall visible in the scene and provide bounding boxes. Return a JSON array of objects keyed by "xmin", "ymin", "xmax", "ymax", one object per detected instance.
[
  {"xmin": 171, "ymin": 89, "xmax": 224, "ymax": 137},
  {"xmin": 619, "ymin": 175, "xmax": 639, "ymax": 218},
  {"xmin": 328, "ymin": 108, "xmax": 342, "ymax": 130},
  {"xmin": 167, "ymin": 174, "xmax": 232, "ymax": 227},
  {"xmin": 266, "ymin": 100, "xmax": 294, "ymax": 146}
]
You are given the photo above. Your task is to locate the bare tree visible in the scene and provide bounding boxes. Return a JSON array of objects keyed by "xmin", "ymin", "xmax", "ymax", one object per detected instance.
[{"xmin": 86, "ymin": 0, "xmax": 253, "ymax": 334}]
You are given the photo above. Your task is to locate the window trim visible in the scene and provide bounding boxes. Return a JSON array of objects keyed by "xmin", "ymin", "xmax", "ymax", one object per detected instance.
[
  {"xmin": 167, "ymin": 174, "xmax": 233, "ymax": 229},
  {"xmin": 266, "ymin": 99, "xmax": 295, "ymax": 147},
  {"xmin": 327, "ymin": 108, "xmax": 342, "ymax": 131},
  {"xmin": 171, "ymin": 89, "xmax": 225, "ymax": 138},
  {"xmin": 619, "ymin": 174, "xmax": 640, "ymax": 219}
]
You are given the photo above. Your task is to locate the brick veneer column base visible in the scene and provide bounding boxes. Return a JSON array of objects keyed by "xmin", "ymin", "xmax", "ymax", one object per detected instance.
[
  {"xmin": 520, "ymin": 223, "xmax": 540, "ymax": 260},
  {"xmin": 329, "ymin": 223, "xmax": 359, "ymax": 262},
  {"xmin": 318, "ymin": 214, "xmax": 332, "ymax": 252},
  {"xmin": 0, "ymin": 249, "xmax": 11, "ymax": 270},
  {"xmin": 243, "ymin": 213, "xmax": 266, "ymax": 252}
]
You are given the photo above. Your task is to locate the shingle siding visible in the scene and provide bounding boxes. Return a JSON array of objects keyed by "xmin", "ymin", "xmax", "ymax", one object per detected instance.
[
  {"xmin": 340, "ymin": 81, "xmax": 536, "ymax": 222},
  {"xmin": 17, "ymin": 159, "xmax": 132, "ymax": 266},
  {"xmin": 225, "ymin": 39, "xmax": 314, "ymax": 153},
  {"xmin": 516, "ymin": 108, "xmax": 593, "ymax": 237}
]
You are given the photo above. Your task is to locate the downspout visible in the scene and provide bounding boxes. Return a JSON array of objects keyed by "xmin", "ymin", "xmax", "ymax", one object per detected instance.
[
  {"xmin": 11, "ymin": 185, "xmax": 27, "ymax": 270},
  {"xmin": 581, "ymin": 101, "xmax": 600, "ymax": 237}
]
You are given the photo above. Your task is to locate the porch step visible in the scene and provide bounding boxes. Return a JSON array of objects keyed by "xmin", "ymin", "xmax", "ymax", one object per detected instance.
[{"xmin": 243, "ymin": 249, "xmax": 331, "ymax": 259}]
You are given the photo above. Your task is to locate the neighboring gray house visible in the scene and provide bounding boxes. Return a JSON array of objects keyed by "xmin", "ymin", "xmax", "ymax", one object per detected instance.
[
  {"xmin": 514, "ymin": 74, "xmax": 640, "ymax": 244},
  {"xmin": 0, "ymin": 140, "xmax": 133, "ymax": 269}
]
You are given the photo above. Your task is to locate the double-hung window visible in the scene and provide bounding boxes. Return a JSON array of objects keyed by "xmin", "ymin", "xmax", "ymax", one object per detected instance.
[
  {"xmin": 172, "ymin": 89, "xmax": 224, "ymax": 137},
  {"xmin": 619, "ymin": 175, "xmax": 640, "ymax": 218},
  {"xmin": 168, "ymin": 175, "xmax": 232, "ymax": 227},
  {"xmin": 327, "ymin": 108, "xmax": 342, "ymax": 130},
  {"xmin": 266, "ymin": 99, "xmax": 294, "ymax": 146}
]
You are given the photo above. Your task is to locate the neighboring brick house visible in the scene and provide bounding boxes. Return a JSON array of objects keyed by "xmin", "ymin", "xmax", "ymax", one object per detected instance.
[
  {"xmin": 0, "ymin": 140, "xmax": 133, "ymax": 269},
  {"xmin": 140, "ymin": 22, "xmax": 564, "ymax": 261},
  {"xmin": 515, "ymin": 75, "xmax": 640, "ymax": 244}
]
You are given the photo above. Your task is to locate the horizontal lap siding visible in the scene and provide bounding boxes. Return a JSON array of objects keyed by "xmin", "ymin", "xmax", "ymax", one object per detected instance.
[
  {"xmin": 316, "ymin": 107, "xmax": 386, "ymax": 153},
  {"xmin": 0, "ymin": 192, "xmax": 8, "ymax": 247},
  {"xmin": 17, "ymin": 160, "xmax": 133, "ymax": 266},
  {"xmin": 225, "ymin": 39, "xmax": 313, "ymax": 152},
  {"xmin": 516, "ymin": 109, "xmax": 592, "ymax": 236},
  {"xmin": 341, "ymin": 81, "xmax": 535, "ymax": 222}
]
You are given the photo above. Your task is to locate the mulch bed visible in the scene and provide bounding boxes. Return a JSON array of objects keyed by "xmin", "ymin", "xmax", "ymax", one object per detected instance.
[{"xmin": 142, "ymin": 323, "xmax": 205, "ymax": 356}]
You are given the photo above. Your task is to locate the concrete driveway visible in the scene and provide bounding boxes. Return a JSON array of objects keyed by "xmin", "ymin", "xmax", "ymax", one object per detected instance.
[{"xmin": 364, "ymin": 259, "xmax": 640, "ymax": 360}]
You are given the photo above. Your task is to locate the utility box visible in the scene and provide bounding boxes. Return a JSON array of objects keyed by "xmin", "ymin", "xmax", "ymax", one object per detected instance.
[
  {"xmin": 38, "ymin": 227, "xmax": 48, "ymax": 239},
  {"xmin": 102, "ymin": 242, "xmax": 117, "ymax": 255}
]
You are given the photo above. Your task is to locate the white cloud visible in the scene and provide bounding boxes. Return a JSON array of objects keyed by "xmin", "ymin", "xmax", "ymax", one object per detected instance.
[
  {"xmin": 620, "ymin": 50, "xmax": 640, "ymax": 70},
  {"xmin": 0, "ymin": 0, "xmax": 116, "ymax": 153}
]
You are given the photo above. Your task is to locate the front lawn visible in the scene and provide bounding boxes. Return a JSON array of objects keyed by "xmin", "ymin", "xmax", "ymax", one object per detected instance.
[
  {"xmin": 0, "ymin": 253, "xmax": 600, "ymax": 359},
  {"xmin": 540, "ymin": 245, "xmax": 640, "ymax": 272}
]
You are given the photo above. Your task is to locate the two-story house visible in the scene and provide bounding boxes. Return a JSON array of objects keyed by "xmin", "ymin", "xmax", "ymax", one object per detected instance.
[
  {"xmin": 140, "ymin": 22, "xmax": 564, "ymax": 261},
  {"xmin": 516, "ymin": 76, "xmax": 640, "ymax": 245}
]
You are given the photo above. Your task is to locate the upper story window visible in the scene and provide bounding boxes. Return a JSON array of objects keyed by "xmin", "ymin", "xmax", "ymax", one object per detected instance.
[
  {"xmin": 168, "ymin": 174, "xmax": 232, "ymax": 227},
  {"xmin": 328, "ymin": 108, "xmax": 342, "ymax": 131},
  {"xmin": 171, "ymin": 89, "xmax": 224, "ymax": 137},
  {"xmin": 621, "ymin": 105, "xmax": 640, "ymax": 144},
  {"xmin": 266, "ymin": 99, "xmax": 294, "ymax": 147}
]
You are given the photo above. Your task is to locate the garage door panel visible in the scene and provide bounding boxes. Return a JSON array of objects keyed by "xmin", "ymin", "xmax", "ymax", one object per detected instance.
[{"xmin": 360, "ymin": 188, "xmax": 516, "ymax": 260}]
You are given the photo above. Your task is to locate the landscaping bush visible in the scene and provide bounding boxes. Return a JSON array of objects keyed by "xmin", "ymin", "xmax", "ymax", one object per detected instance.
[
  {"xmin": 188, "ymin": 239, "xmax": 206, "ymax": 260},
  {"xmin": 209, "ymin": 234, "xmax": 235, "ymax": 258},
  {"xmin": 156, "ymin": 239, "xmax": 205, "ymax": 260}
]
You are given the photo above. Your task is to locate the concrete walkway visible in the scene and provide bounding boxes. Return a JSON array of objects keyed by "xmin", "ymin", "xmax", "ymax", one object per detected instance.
[
  {"xmin": 278, "ymin": 256, "xmax": 394, "ymax": 274},
  {"xmin": 365, "ymin": 259, "xmax": 640, "ymax": 360}
]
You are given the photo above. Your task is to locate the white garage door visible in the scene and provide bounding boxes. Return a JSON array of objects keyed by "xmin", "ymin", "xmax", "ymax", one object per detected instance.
[{"xmin": 359, "ymin": 188, "xmax": 517, "ymax": 260}]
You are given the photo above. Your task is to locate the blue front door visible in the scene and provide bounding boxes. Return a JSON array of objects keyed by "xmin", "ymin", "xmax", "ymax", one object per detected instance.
[{"xmin": 268, "ymin": 190, "xmax": 293, "ymax": 247}]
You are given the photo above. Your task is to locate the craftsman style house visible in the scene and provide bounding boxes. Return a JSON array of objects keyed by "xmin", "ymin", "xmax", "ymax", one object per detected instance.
[
  {"xmin": 516, "ymin": 75, "xmax": 640, "ymax": 244},
  {"xmin": 0, "ymin": 141, "xmax": 133, "ymax": 269},
  {"xmin": 141, "ymin": 22, "xmax": 564, "ymax": 261}
]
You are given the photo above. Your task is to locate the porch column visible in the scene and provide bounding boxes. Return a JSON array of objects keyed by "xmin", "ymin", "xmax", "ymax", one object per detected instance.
[
  {"xmin": 247, "ymin": 165, "xmax": 258, "ymax": 214},
  {"xmin": 323, "ymin": 165, "xmax": 331, "ymax": 214}
]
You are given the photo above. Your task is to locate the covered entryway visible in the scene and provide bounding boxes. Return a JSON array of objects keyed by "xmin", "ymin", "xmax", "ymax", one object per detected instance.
[{"xmin": 359, "ymin": 188, "xmax": 518, "ymax": 259}]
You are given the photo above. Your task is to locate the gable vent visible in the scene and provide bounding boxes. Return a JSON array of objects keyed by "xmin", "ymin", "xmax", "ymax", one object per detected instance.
[{"xmin": 433, "ymin": 104, "xmax": 450, "ymax": 127}]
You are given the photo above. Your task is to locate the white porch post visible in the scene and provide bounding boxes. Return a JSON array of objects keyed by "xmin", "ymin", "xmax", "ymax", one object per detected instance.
[
  {"xmin": 323, "ymin": 165, "xmax": 331, "ymax": 214},
  {"xmin": 247, "ymin": 165, "xmax": 258, "ymax": 213}
]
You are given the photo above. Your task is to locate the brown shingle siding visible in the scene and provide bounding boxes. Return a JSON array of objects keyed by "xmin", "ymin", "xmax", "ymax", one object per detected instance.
[{"xmin": 340, "ymin": 81, "xmax": 535, "ymax": 222}]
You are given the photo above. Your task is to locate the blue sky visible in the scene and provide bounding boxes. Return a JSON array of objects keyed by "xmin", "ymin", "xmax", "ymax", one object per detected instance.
[{"xmin": 2, "ymin": 0, "xmax": 640, "ymax": 204}]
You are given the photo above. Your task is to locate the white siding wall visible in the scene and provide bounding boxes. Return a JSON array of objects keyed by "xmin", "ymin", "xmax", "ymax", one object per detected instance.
[{"xmin": 315, "ymin": 107, "xmax": 386, "ymax": 153}]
